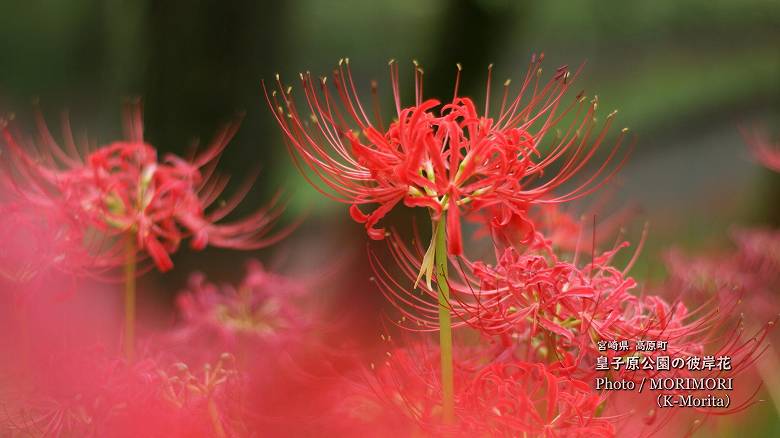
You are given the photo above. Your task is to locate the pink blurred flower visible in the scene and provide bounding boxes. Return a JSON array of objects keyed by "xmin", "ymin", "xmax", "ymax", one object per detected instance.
[
  {"xmin": 665, "ymin": 227, "xmax": 780, "ymax": 325},
  {"xmin": 0, "ymin": 200, "xmax": 97, "ymax": 284},
  {"xmin": 743, "ymin": 129, "xmax": 780, "ymax": 172},
  {"xmin": 0, "ymin": 346, "xmax": 157, "ymax": 436},
  {"xmin": 0, "ymin": 340, "xmax": 246, "ymax": 437},
  {"xmin": 172, "ymin": 260, "xmax": 309, "ymax": 349},
  {"xmin": 126, "ymin": 353, "xmax": 247, "ymax": 437}
]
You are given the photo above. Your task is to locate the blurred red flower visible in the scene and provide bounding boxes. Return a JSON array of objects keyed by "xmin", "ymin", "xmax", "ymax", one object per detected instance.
[
  {"xmin": 744, "ymin": 130, "xmax": 780, "ymax": 172},
  {"xmin": 171, "ymin": 259, "xmax": 309, "ymax": 350},
  {"xmin": 1, "ymin": 105, "xmax": 293, "ymax": 272},
  {"xmin": 343, "ymin": 342, "xmax": 613, "ymax": 437},
  {"xmin": 0, "ymin": 200, "xmax": 98, "ymax": 283}
]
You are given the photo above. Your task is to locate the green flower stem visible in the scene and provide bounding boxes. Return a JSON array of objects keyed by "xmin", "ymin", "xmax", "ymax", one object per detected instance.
[
  {"xmin": 124, "ymin": 233, "xmax": 136, "ymax": 361},
  {"xmin": 433, "ymin": 218, "xmax": 455, "ymax": 423}
]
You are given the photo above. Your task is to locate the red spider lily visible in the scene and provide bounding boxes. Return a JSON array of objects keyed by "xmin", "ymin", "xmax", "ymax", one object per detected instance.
[
  {"xmin": 171, "ymin": 259, "xmax": 309, "ymax": 349},
  {"xmin": 743, "ymin": 129, "xmax": 780, "ymax": 172},
  {"xmin": 374, "ymin": 231, "xmax": 774, "ymax": 381},
  {"xmin": 1, "ymin": 105, "xmax": 293, "ymax": 273},
  {"xmin": 368, "ymin": 229, "xmax": 776, "ymax": 436},
  {"xmin": 373, "ymin": 231, "xmax": 641, "ymax": 337},
  {"xmin": 264, "ymin": 55, "xmax": 630, "ymax": 256}
]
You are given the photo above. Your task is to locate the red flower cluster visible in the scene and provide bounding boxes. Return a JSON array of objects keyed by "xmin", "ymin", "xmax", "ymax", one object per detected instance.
[
  {"xmin": 263, "ymin": 58, "xmax": 777, "ymax": 436},
  {"xmin": 0, "ymin": 55, "xmax": 775, "ymax": 437},
  {"xmin": 363, "ymin": 201, "xmax": 774, "ymax": 435}
]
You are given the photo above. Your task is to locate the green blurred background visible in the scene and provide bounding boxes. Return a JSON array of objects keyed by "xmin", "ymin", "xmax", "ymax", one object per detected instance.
[{"xmin": 0, "ymin": 1, "xmax": 778, "ymax": 434}]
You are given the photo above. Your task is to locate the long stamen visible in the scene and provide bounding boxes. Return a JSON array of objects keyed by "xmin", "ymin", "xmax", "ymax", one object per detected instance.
[
  {"xmin": 453, "ymin": 63, "xmax": 463, "ymax": 101},
  {"xmin": 484, "ymin": 63, "xmax": 493, "ymax": 118}
]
